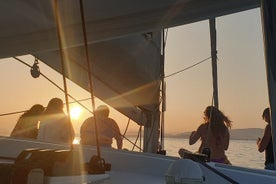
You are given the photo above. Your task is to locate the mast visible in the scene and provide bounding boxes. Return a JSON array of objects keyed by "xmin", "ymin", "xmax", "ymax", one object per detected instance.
[
  {"xmin": 209, "ymin": 18, "xmax": 219, "ymax": 108},
  {"xmin": 143, "ymin": 31, "xmax": 163, "ymax": 153},
  {"xmin": 260, "ymin": 0, "xmax": 276, "ymax": 169}
]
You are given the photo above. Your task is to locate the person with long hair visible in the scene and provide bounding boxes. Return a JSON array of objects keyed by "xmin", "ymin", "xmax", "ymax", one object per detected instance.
[
  {"xmin": 10, "ymin": 104, "xmax": 45, "ymax": 139},
  {"xmin": 37, "ymin": 98, "xmax": 75, "ymax": 144},
  {"xmin": 179, "ymin": 106, "xmax": 232, "ymax": 164}
]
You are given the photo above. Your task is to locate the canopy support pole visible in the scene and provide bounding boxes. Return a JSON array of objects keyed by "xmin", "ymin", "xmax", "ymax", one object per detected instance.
[
  {"xmin": 209, "ymin": 18, "xmax": 219, "ymax": 108},
  {"xmin": 260, "ymin": 0, "xmax": 276, "ymax": 169}
]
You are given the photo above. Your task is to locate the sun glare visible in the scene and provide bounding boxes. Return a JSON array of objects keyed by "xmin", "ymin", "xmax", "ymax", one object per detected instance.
[{"xmin": 70, "ymin": 106, "xmax": 82, "ymax": 119}]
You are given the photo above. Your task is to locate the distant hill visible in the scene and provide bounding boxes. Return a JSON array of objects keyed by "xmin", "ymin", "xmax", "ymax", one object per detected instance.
[{"xmin": 165, "ymin": 128, "xmax": 264, "ymax": 141}]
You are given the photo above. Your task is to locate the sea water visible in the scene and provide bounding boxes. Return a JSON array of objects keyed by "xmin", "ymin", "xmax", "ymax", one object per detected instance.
[
  {"xmin": 75, "ymin": 136, "xmax": 265, "ymax": 170},
  {"xmin": 120, "ymin": 137, "xmax": 265, "ymax": 170},
  {"xmin": 164, "ymin": 138, "xmax": 265, "ymax": 169}
]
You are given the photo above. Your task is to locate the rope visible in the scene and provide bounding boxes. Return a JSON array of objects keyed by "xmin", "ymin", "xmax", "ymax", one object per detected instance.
[
  {"xmin": 180, "ymin": 149, "xmax": 239, "ymax": 184},
  {"xmin": 193, "ymin": 156, "xmax": 239, "ymax": 184},
  {"xmin": 79, "ymin": 0, "xmax": 102, "ymax": 158},
  {"xmin": 53, "ymin": 0, "xmax": 74, "ymax": 150}
]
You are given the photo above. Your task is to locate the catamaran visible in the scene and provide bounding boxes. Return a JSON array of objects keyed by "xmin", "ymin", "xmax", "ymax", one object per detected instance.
[{"xmin": 0, "ymin": 0, "xmax": 276, "ymax": 183}]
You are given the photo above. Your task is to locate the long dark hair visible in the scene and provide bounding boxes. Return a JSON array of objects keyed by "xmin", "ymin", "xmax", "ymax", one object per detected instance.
[
  {"xmin": 204, "ymin": 106, "xmax": 232, "ymax": 137},
  {"xmin": 21, "ymin": 104, "xmax": 45, "ymax": 118},
  {"xmin": 45, "ymin": 98, "xmax": 64, "ymax": 114}
]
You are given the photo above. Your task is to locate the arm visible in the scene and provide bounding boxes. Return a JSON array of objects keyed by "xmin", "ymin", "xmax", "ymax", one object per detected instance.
[
  {"xmin": 189, "ymin": 124, "xmax": 203, "ymax": 145},
  {"xmin": 62, "ymin": 117, "xmax": 75, "ymax": 144},
  {"xmin": 80, "ymin": 122, "xmax": 85, "ymax": 144},
  {"xmin": 69, "ymin": 121, "xmax": 75, "ymax": 143},
  {"xmin": 257, "ymin": 124, "xmax": 271, "ymax": 152},
  {"xmin": 224, "ymin": 129, "xmax": 230, "ymax": 150},
  {"xmin": 10, "ymin": 118, "xmax": 23, "ymax": 137},
  {"xmin": 112, "ymin": 120, "xmax": 123, "ymax": 149},
  {"xmin": 80, "ymin": 118, "xmax": 92, "ymax": 145}
]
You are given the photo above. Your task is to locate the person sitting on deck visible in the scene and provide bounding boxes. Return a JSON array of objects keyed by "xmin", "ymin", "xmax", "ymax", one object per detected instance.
[
  {"xmin": 37, "ymin": 98, "xmax": 75, "ymax": 144},
  {"xmin": 80, "ymin": 105, "xmax": 123, "ymax": 149},
  {"xmin": 179, "ymin": 106, "xmax": 232, "ymax": 164},
  {"xmin": 10, "ymin": 104, "xmax": 45, "ymax": 139}
]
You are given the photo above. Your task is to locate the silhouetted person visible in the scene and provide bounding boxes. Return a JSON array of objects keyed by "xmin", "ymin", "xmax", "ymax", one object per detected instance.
[
  {"xmin": 179, "ymin": 106, "xmax": 232, "ymax": 164},
  {"xmin": 257, "ymin": 107, "xmax": 275, "ymax": 170},
  {"xmin": 10, "ymin": 104, "xmax": 45, "ymax": 139},
  {"xmin": 37, "ymin": 98, "xmax": 74, "ymax": 144},
  {"xmin": 80, "ymin": 105, "xmax": 122, "ymax": 149}
]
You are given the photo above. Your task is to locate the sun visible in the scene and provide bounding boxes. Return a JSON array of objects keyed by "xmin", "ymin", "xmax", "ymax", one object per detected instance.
[{"xmin": 70, "ymin": 106, "xmax": 82, "ymax": 119}]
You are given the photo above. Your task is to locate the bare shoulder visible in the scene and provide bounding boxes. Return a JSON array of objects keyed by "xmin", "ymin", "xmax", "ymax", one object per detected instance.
[
  {"xmin": 107, "ymin": 118, "xmax": 118, "ymax": 126},
  {"xmin": 264, "ymin": 124, "xmax": 272, "ymax": 135},
  {"xmin": 198, "ymin": 123, "xmax": 208, "ymax": 131},
  {"xmin": 265, "ymin": 124, "xmax": 271, "ymax": 129}
]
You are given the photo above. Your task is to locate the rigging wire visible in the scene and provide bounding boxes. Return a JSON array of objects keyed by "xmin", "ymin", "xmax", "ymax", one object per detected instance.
[
  {"xmin": 122, "ymin": 118, "xmax": 130, "ymax": 137},
  {"xmin": 132, "ymin": 126, "xmax": 142, "ymax": 151},
  {"xmin": 0, "ymin": 97, "xmax": 92, "ymax": 117},
  {"xmin": 12, "ymin": 57, "xmax": 93, "ymax": 114},
  {"xmin": 121, "ymin": 118, "xmax": 143, "ymax": 151},
  {"xmin": 5, "ymin": 57, "xmax": 144, "ymax": 151},
  {"xmin": 164, "ymin": 56, "xmax": 212, "ymax": 79},
  {"xmin": 0, "ymin": 110, "xmax": 26, "ymax": 117}
]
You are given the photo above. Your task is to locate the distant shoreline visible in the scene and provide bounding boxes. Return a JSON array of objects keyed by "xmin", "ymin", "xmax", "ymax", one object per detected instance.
[
  {"xmin": 1, "ymin": 128, "xmax": 262, "ymax": 141},
  {"xmin": 163, "ymin": 128, "xmax": 264, "ymax": 141},
  {"xmin": 121, "ymin": 128, "xmax": 264, "ymax": 141}
]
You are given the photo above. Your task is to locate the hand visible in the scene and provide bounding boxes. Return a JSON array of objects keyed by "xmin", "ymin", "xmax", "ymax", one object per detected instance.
[{"xmin": 256, "ymin": 137, "xmax": 261, "ymax": 144}]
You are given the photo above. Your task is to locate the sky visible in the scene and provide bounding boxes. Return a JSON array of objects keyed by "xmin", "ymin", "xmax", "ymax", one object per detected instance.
[
  {"xmin": 0, "ymin": 8, "xmax": 269, "ymax": 137},
  {"xmin": 164, "ymin": 8, "xmax": 268, "ymax": 133}
]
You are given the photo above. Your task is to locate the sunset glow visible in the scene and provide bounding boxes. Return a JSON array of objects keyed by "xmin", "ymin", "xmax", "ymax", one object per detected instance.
[{"xmin": 70, "ymin": 106, "xmax": 82, "ymax": 120}]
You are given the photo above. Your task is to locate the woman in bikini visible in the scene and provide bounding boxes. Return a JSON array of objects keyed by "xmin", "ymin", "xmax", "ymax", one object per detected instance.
[{"xmin": 179, "ymin": 106, "xmax": 232, "ymax": 164}]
